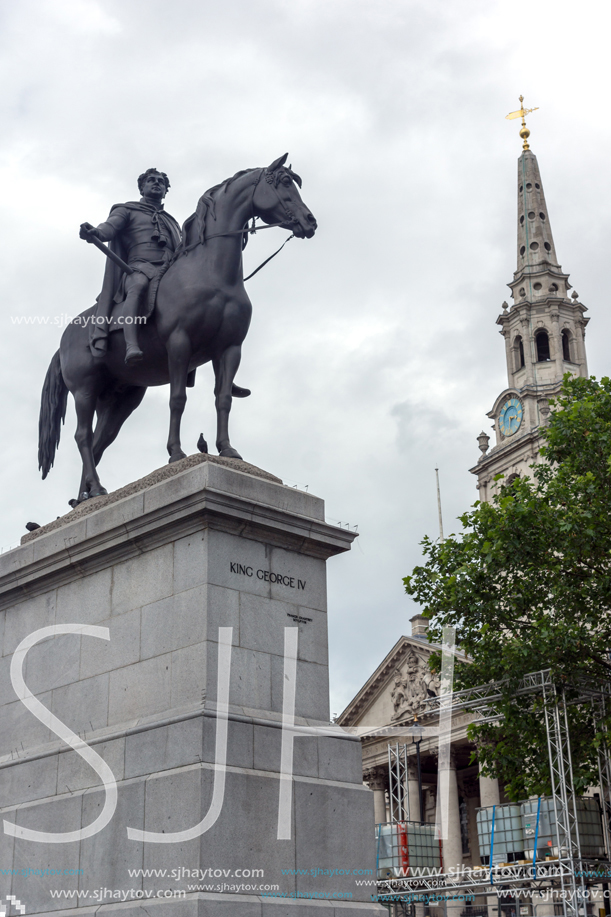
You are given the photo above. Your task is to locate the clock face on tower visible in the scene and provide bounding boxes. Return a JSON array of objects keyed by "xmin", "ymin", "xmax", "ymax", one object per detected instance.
[{"xmin": 498, "ymin": 397, "xmax": 524, "ymax": 437}]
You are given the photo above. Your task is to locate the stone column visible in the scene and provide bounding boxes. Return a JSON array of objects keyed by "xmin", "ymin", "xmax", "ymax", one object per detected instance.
[
  {"xmin": 478, "ymin": 755, "xmax": 501, "ymax": 917},
  {"xmin": 549, "ymin": 308, "xmax": 563, "ymax": 379},
  {"xmin": 576, "ymin": 319, "xmax": 589, "ymax": 376},
  {"xmin": 408, "ymin": 762, "xmax": 422, "ymax": 823},
  {"xmin": 442, "ymin": 750, "xmax": 464, "ymax": 917},
  {"xmin": 478, "ymin": 767, "xmax": 500, "ymax": 809},
  {"xmin": 365, "ymin": 768, "xmax": 388, "ymax": 825},
  {"xmin": 521, "ymin": 316, "xmax": 535, "ymax": 385},
  {"xmin": 442, "ymin": 750, "xmax": 463, "ymax": 871},
  {"xmin": 500, "ymin": 322, "xmax": 512, "ymax": 387}
]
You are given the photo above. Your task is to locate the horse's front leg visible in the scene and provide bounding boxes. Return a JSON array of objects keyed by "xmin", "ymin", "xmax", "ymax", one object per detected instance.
[
  {"xmin": 166, "ymin": 331, "xmax": 192, "ymax": 463},
  {"xmin": 213, "ymin": 344, "xmax": 243, "ymax": 460}
]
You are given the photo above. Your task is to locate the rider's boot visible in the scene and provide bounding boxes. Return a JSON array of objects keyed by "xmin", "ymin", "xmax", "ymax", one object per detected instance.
[
  {"xmin": 122, "ymin": 286, "xmax": 144, "ymax": 365},
  {"xmin": 124, "ymin": 322, "xmax": 143, "ymax": 365}
]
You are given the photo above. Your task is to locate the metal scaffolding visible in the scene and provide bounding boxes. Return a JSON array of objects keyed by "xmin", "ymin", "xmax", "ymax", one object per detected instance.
[
  {"xmin": 389, "ymin": 743, "xmax": 410, "ymax": 823},
  {"xmin": 376, "ymin": 669, "xmax": 611, "ymax": 917}
]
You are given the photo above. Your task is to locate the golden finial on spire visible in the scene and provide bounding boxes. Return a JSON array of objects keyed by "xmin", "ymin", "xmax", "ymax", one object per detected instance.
[{"xmin": 506, "ymin": 95, "xmax": 539, "ymax": 151}]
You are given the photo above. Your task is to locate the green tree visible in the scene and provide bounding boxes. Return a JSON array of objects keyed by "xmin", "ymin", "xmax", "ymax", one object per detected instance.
[{"xmin": 404, "ymin": 375, "xmax": 611, "ymax": 800}]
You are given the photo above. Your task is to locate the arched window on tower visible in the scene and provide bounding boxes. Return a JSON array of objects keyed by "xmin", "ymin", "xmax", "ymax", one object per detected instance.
[
  {"xmin": 513, "ymin": 335, "xmax": 525, "ymax": 371},
  {"xmin": 562, "ymin": 330, "xmax": 572, "ymax": 362},
  {"xmin": 536, "ymin": 330, "xmax": 551, "ymax": 362}
]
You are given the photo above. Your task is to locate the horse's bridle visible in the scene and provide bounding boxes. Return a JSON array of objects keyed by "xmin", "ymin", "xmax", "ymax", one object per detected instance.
[
  {"xmin": 176, "ymin": 168, "xmax": 298, "ymax": 251},
  {"xmin": 171, "ymin": 168, "xmax": 299, "ymax": 280}
]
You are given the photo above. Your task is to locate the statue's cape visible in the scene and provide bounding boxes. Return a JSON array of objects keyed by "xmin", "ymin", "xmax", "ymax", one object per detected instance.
[{"xmin": 89, "ymin": 201, "xmax": 181, "ymax": 355}]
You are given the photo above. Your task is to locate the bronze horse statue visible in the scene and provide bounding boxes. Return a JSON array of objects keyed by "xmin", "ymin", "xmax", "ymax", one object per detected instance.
[{"xmin": 38, "ymin": 155, "xmax": 317, "ymax": 502}]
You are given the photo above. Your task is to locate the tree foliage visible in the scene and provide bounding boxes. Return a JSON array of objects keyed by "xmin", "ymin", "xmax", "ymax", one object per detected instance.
[{"xmin": 404, "ymin": 375, "xmax": 611, "ymax": 800}]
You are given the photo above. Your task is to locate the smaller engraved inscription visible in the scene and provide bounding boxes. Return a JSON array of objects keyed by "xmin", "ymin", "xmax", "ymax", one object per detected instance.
[
  {"xmin": 287, "ymin": 613, "xmax": 313, "ymax": 624},
  {"xmin": 230, "ymin": 562, "xmax": 306, "ymax": 590}
]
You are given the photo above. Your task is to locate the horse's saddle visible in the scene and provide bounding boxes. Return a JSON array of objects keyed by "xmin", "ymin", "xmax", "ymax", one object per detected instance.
[{"xmin": 105, "ymin": 262, "xmax": 168, "ymax": 333}]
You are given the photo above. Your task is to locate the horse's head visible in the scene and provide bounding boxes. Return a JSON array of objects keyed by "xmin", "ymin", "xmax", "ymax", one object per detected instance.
[{"xmin": 253, "ymin": 153, "xmax": 317, "ymax": 239}]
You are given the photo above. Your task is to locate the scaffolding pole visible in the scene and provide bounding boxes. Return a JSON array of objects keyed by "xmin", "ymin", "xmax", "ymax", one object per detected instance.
[{"xmin": 389, "ymin": 743, "xmax": 410, "ymax": 823}]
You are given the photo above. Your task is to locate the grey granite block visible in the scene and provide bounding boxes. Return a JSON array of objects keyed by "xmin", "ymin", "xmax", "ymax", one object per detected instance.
[
  {"xmin": 293, "ymin": 782, "xmax": 376, "ymax": 902},
  {"xmin": 198, "ymin": 768, "xmax": 296, "ymax": 887},
  {"xmin": 79, "ymin": 779, "xmax": 145, "ymax": 895},
  {"xmin": 206, "ymin": 584, "xmax": 240, "ymax": 643},
  {"xmin": 261, "ymin": 905, "xmax": 335, "ymax": 917},
  {"xmin": 197, "ymin": 900, "xmax": 262, "ymax": 917},
  {"xmin": 3, "ymin": 591, "xmax": 56, "ymax": 656},
  {"xmin": 333, "ymin": 909, "xmax": 387, "ymax": 916},
  {"xmin": 125, "ymin": 717, "xmax": 204, "ymax": 779},
  {"xmin": 0, "ymin": 694, "xmax": 53, "ymax": 756},
  {"xmin": 142, "ymin": 767, "xmax": 203, "ymax": 884},
  {"xmin": 12, "ymin": 795, "xmax": 82, "ymax": 912},
  {"xmin": 239, "ymin": 593, "xmax": 291, "ymax": 657},
  {"xmin": 202, "ymin": 716, "xmax": 253, "ymax": 770},
  {"xmin": 0, "ymin": 651, "xmax": 15, "ymax": 702},
  {"xmin": 173, "ymin": 530, "xmax": 208, "ymax": 593},
  {"xmin": 111, "ymin": 543, "xmax": 174, "ymax": 616},
  {"xmin": 55, "ymin": 566, "xmax": 112, "ymax": 626},
  {"xmin": 171, "ymin": 642, "xmax": 207, "ymax": 709},
  {"xmin": 205, "ymin": 637, "xmax": 271, "ymax": 709},
  {"xmin": 52, "ymin": 671, "xmax": 110, "ymax": 735},
  {"xmin": 141, "ymin": 587, "xmax": 206, "ymax": 660},
  {"xmin": 294, "ymin": 608, "xmax": 329, "ymax": 667},
  {"xmin": 0, "ymin": 811, "xmax": 15, "ymax": 897},
  {"xmin": 24, "ymin": 631, "xmax": 81, "ymax": 695},
  {"xmin": 253, "ymin": 722, "xmax": 318, "ymax": 779},
  {"xmin": 108, "ymin": 654, "xmax": 172, "ymax": 724},
  {"xmin": 85, "ymin": 490, "xmax": 145, "ymax": 540},
  {"xmin": 317, "ymin": 737, "xmax": 364, "ymax": 785},
  {"xmin": 0, "ymin": 755, "xmax": 58, "ymax": 808},
  {"xmin": 271, "ymin": 655, "xmax": 329, "ymax": 722},
  {"xmin": 79, "ymin": 606, "xmax": 140, "ymax": 679},
  {"xmin": 57, "ymin": 738, "xmax": 125, "ymax": 793},
  {"xmin": 267, "ymin": 546, "xmax": 327, "ymax": 613}
]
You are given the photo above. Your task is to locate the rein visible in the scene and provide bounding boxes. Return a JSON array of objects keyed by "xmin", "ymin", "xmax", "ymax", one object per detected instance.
[{"xmin": 171, "ymin": 168, "xmax": 297, "ymax": 281}]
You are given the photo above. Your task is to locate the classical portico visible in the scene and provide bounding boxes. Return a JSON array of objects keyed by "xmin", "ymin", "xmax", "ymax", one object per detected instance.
[{"xmin": 337, "ymin": 613, "xmax": 493, "ymax": 900}]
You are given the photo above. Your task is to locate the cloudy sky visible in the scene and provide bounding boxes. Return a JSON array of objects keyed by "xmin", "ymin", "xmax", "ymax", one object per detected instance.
[{"xmin": 2, "ymin": 0, "xmax": 610, "ymax": 715}]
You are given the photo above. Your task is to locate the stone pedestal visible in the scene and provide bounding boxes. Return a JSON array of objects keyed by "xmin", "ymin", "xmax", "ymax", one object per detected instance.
[{"xmin": 0, "ymin": 455, "xmax": 384, "ymax": 916}]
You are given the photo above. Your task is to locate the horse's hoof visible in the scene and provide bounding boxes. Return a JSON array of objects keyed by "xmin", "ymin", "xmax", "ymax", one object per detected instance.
[
  {"xmin": 89, "ymin": 487, "xmax": 108, "ymax": 498},
  {"xmin": 231, "ymin": 384, "xmax": 251, "ymax": 398},
  {"xmin": 168, "ymin": 451, "xmax": 187, "ymax": 464},
  {"xmin": 68, "ymin": 499, "xmax": 79, "ymax": 509},
  {"xmin": 219, "ymin": 447, "xmax": 243, "ymax": 460}
]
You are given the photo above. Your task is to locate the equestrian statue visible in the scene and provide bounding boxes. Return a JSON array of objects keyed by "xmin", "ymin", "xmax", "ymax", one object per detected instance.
[{"xmin": 37, "ymin": 154, "xmax": 317, "ymax": 504}]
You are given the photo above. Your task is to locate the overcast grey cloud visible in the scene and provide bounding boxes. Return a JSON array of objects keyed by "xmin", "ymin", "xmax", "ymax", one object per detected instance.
[{"xmin": 2, "ymin": 0, "xmax": 610, "ymax": 714}]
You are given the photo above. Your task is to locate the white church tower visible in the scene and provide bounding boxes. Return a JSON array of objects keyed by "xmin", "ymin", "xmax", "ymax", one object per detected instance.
[{"xmin": 471, "ymin": 101, "xmax": 590, "ymax": 502}]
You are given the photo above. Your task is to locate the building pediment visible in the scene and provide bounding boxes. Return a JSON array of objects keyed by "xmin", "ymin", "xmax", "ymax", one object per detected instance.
[{"xmin": 337, "ymin": 635, "xmax": 441, "ymax": 728}]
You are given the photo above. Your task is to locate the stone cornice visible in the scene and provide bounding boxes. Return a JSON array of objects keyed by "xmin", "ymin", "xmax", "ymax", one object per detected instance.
[
  {"xmin": 469, "ymin": 427, "xmax": 541, "ymax": 477},
  {"xmin": 0, "ymin": 461, "xmax": 356, "ymax": 612}
]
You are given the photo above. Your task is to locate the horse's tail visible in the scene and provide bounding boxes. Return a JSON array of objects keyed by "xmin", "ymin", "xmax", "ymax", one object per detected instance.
[{"xmin": 38, "ymin": 350, "xmax": 68, "ymax": 479}]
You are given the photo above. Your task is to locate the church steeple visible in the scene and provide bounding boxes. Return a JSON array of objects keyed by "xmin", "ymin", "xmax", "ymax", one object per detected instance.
[{"xmin": 470, "ymin": 110, "xmax": 590, "ymax": 502}]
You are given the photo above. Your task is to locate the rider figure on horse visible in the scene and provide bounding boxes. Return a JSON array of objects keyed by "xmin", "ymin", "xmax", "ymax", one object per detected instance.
[{"xmin": 79, "ymin": 168, "xmax": 181, "ymax": 365}]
